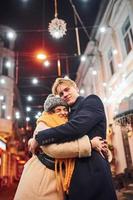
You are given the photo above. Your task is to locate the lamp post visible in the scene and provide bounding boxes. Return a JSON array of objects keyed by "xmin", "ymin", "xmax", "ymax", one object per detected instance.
[
  {"xmin": 56, "ymin": 53, "xmax": 70, "ymax": 77},
  {"xmin": 57, "ymin": 58, "xmax": 61, "ymax": 77},
  {"xmin": 36, "ymin": 52, "xmax": 71, "ymax": 77},
  {"xmin": 65, "ymin": 55, "xmax": 69, "ymax": 76}
]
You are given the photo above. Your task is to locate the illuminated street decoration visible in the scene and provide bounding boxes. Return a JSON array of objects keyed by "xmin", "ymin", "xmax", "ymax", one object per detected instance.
[
  {"xmin": 27, "ymin": 95, "xmax": 33, "ymax": 102},
  {"xmin": 80, "ymin": 88, "xmax": 85, "ymax": 95},
  {"xmin": 26, "ymin": 106, "xmax": 31, "ymax": 112},
  {"xmin": 99, "ymin": 26, "xmax": 106, "ymax": 33},
  {"xmin": 43, "ymin": 60, "xmax": 50, "ymax": 67},
  {"xmin": 36, "ymin": 53, "xmax": 47, "ymax": 60},
  {"xmin": 15, "ymin": 111, "xmax": 20, "ymax": 119},
  {"xmin": 32, "ymin": 78, "xmax": 38, "ymax": 85},
  {"xmin": 26, "ymin": 117, "xmax": 30, "ymax": 122},
  {"xmin": 0, "ymin": 78, "xmax": 6, "ymax": 84},
  {"xmin": 81, "ymin": 55, "xmax": 87, "ymax": 62},
  {"xmin": 48, "ymin": 0, "xmax": 67, "ymax": 39},
  {"xmin": 0, "ymin": 140, "xmax": 6, "ymax": 151},
  {"xmin": 6, "ymin": 30, "xmax": 16, "ymax": 40}
]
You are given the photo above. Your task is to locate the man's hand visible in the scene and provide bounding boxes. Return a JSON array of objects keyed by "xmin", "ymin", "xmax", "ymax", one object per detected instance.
[
  {"xmin": 91, "ymin": 137, "xmax": 108, "ymax": 158},
  {"xmin": 28, "ymin": 138, "xmax": 39, "ymax": 154}
]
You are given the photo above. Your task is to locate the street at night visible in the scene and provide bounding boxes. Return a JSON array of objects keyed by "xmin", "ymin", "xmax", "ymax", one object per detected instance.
[{"xmin": 0, "ymin": 0, "xmax": 133, "ymax": 200}]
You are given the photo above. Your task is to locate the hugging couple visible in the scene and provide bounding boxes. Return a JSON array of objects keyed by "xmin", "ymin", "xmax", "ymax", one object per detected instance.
[{"xmin": 14, "ymin": 77, "xmax": 117, "ymax": 200}]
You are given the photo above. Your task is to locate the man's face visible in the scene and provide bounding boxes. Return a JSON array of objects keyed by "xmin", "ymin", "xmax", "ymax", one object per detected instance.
[{"xmin": 56, "ymin": 84, "xmax": 79, "ymax": 106}]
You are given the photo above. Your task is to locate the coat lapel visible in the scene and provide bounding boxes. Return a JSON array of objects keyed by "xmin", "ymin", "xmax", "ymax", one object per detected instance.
[{"xmin": 69, "ymin": 96, "xmax": 84, "ymax": 119}]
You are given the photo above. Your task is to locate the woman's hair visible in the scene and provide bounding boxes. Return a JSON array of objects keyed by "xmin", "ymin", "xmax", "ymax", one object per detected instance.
[{"xmin": 52, "ymin": 78, "xmax": 77, "ymax": 95}]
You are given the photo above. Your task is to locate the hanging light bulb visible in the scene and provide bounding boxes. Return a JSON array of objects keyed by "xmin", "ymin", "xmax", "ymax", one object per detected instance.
[
  {"xmin": 43, "ymin": 60, "xmax": 50, "ymax": 67},
  {"xmin": 48, "ymin": 0, "xmax": 67, "ymax": 39}
]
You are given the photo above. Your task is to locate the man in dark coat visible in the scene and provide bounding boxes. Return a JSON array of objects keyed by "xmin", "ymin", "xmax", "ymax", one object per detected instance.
[{"xmin": 32, "ymin": 78, "xmax": 117, "ymax": 200}]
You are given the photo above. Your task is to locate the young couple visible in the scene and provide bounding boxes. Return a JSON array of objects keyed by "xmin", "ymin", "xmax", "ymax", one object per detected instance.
[{"xmin": 14, "ymin": 78, "xmax": 117, "ymax": 200}]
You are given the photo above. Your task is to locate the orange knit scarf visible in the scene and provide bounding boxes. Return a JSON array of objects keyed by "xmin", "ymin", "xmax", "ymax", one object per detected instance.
[{"xmin": 37, "ymin": 112, "xmax": 75, "ymax": 193}]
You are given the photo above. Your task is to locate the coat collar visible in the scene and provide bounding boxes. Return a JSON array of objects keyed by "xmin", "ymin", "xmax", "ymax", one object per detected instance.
[{"xmin": 69, "ymin": 96, "xmax": 84, "ymax": 113}]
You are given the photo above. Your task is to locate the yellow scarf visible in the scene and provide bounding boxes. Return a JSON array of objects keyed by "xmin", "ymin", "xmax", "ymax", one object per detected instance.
[{"xmin": 37, "ymin": 112, "xmax": 75, "ymax": 193}]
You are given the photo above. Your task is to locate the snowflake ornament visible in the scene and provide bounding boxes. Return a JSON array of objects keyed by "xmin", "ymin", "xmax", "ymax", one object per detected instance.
[{"xmin": 48, "ymin": 17, "xmax": 67, "ymax": 39}]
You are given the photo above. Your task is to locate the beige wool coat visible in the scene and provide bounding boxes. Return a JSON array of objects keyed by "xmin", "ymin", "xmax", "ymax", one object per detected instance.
[{"xmin": 14, "ymin": 118, "xmax": 91, "ymax": 200}]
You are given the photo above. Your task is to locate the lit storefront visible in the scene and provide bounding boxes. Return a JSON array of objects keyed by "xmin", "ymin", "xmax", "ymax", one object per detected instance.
[
  {"xmin": 113, "ymin": 95, "xmax": 133, "ymax": 171},
  {"xmin": 0, "ymin": 138, "xmax": 8, "ymax": 187}
]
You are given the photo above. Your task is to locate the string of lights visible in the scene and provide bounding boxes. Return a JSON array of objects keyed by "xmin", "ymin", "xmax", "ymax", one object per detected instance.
[
  {"xmin": 0, "ymin": 0, "xmax": 116, "ymax": 126},
  {"xmin": 6, "ymin": 25, "xmax": 105, "ymax": 34}
]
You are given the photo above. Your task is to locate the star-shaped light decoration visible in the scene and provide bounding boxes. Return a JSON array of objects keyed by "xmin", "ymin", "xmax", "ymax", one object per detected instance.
[
  {"xmin": 48, "ymin": 0, "xmax": 67, "ymax": 39},
  {"xmin": 48, "ymin": 17, "xmax": 67, "ymax": 39}
]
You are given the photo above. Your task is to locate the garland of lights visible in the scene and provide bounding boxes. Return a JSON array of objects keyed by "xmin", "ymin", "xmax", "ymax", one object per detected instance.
[{"xmin": 48, "ymin": 0, "xmax": 67, "ymax": 39}]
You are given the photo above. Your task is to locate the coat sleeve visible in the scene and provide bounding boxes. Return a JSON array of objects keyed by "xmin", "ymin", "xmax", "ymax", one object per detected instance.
[
  {"xmin": 35, "ymin": 122, "xmax": 92, "ymax": 158},
  {"xmin": 35, "ymin": 95, "xmax": 106, "ymax": 145},
  {"xmin": 33, "ymin": 122, "xmax": 49, "ymax": 138},
  {"xmin": 41, "ymin": 135, "xmax": 91, "ymax": 158}
]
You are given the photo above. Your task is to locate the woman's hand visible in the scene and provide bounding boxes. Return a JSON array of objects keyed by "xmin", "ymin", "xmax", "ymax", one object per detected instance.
[{"xmin": 28, "ymin": 138, "xmax": 39, "ymax": 154}]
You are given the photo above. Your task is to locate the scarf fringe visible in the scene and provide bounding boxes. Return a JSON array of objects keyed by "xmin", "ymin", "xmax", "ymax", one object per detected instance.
[{"xmin": 55, "ymin": 159, "xmax": 75, "ymax": 194}]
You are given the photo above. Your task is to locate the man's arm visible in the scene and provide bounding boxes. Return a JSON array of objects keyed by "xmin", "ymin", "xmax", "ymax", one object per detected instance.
[
  {"xmin": 35, "ymin": 95, "xmax": 106, "ymax": 145},
  {"xmin": 42, "ymin": 136, "xmax": 107, "ymax": 159},
  {"xmin": 29, "ymin": 119, "xmax": 107, "ymax": 157},
  {"xmin": 29, "ymin": 121, "xmax": 92, "ymax": 157}
]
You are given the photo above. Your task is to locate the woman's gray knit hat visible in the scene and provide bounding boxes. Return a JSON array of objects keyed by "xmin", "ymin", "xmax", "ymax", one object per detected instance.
[{"xmin": 44, "ymin": 94, "xmax": 68, "ymax": 112}]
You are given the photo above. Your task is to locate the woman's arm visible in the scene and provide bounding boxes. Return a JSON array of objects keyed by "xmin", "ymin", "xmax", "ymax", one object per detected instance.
[{"xmin": 33, "ymin": 122, "xmax": 49, "ymax": 138}]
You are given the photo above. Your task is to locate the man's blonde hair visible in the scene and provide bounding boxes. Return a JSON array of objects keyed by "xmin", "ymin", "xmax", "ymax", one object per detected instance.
[{"xmin": 52, "ymin": 78, "xmax": 77, "ymax": 95}]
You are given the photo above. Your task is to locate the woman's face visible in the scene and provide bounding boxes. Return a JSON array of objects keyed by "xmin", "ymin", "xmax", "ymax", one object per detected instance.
[{"xmin": 53, "ymin": 106, "xmax": 68, "ymax": 118}]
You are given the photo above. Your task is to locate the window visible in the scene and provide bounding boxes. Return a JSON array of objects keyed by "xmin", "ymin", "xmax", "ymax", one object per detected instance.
[
  {"xmin": 107, "ymin": 48, "xmax": 115, "ymax": 76},
  {"xmin": 0, "ymin": 34, "xmax": 10, "ymax": 49},
  {"xmin": 0, "ymin": 35, "xmax": 4, "ymax": 47},
  {"xmin": 0, "ymin": 96, "xmax": 6, "ymax": 119},
  {"xmin": 2, "ymin": 57, "xmax": 9, "ymax": 76},
  {"xmin": 122, "ymin": 16, "xmax": 133, "ymax": 55}
]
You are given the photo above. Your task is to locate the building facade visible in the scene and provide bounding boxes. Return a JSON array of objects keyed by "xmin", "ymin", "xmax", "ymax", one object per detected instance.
[
  {"xmin": 0, "ymin": 25, "xmax": 26, "ymax": 187},
  {"xmin": 76, "ymin": 0, "xmax": 133, "ymax": 175}
]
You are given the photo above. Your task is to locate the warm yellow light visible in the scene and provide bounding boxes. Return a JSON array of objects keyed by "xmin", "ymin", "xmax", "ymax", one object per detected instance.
[
  {"xmin": 18, "ymin": 160, "xmax": 26, "ymax": 164},
  {"xmin": 36, "ymin": 53, "xmax": 47, "ymax": 60}
]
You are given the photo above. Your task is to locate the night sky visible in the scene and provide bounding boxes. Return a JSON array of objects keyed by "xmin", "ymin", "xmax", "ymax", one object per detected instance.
[{"xmin": 0, "ymin": 0, "xmax": 102, "ymax": 126}]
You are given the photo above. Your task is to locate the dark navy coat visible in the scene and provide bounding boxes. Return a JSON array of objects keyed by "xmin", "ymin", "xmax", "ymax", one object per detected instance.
[{"xmin": 36, "ymin": 95, "xmax": 117, "ymax": 200}]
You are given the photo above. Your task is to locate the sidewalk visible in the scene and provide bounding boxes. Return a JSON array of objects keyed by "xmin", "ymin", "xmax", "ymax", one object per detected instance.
[{"xmin": 0, "ymin": 184, "xmax": 129, "ymax": 200}]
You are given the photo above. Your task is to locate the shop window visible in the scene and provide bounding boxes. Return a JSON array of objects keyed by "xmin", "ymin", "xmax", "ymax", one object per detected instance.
[
  {"xmin": 2, "ymin": 58, "xmax": 9, "ymax": 76},
  {"xmin": 0, "ymin": 34, "xmax": 10, "ymax": 49},
  {"xmin": 122, "ymin": 16, "xmax": 133, "ymax": 55},
  {"xmin": 121, "ymin": 126, "xmax": 132, "ymax": 168}
]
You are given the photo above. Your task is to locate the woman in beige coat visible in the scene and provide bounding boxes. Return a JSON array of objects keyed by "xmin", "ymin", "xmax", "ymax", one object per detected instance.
[{"xmin": 14, "ymin": 95, "xmax": 106, "ymax": 200}]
